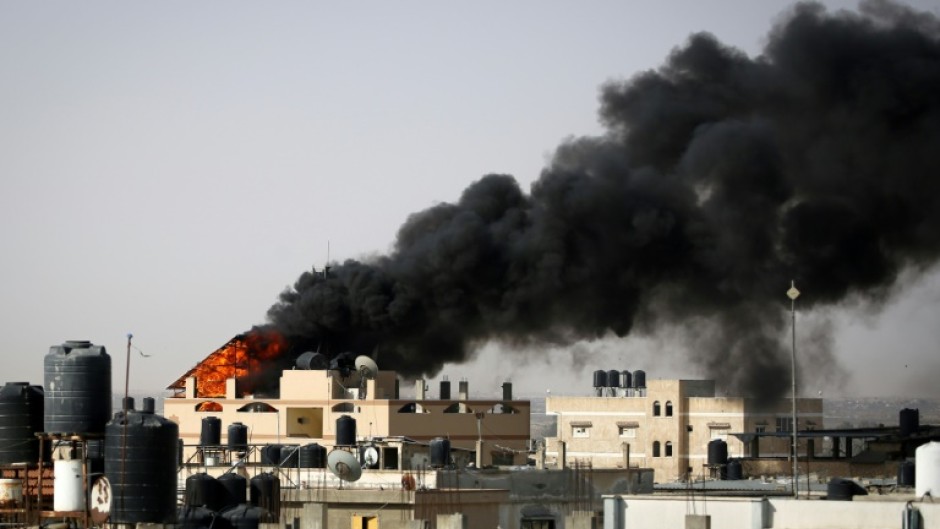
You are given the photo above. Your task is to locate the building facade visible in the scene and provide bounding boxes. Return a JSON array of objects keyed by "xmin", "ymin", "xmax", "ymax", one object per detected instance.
[
  {"xmin": 165, "ymin": 369, "xmax": 531, "ymax": 468},
  {"xmin": 545, "ymin": 379, "xmax": 823, "ymax": 482}
]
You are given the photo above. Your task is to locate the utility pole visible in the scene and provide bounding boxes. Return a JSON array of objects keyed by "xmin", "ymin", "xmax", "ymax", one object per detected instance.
[{"xmin": 787, "ymin": 282, "xmax": 801, "ymax": 499}]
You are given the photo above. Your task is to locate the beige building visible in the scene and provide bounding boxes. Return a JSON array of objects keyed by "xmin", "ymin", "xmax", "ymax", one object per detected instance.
[
  {"xmin": 164, "ymin": 368, "xmax": 531, "ymax": 468},
  {"xmin": 545, "ymin": 378, "xmax": 822, "ymax": 482}
]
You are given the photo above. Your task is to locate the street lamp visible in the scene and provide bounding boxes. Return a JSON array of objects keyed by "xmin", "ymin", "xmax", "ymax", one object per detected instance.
[{"xmin": 787, "ymin": 281, "xmax": 800, "ymax": 499}]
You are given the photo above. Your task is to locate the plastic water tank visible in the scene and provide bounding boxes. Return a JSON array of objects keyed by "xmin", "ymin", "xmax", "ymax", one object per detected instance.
[
  {"xmin": 620, "ymin": 371, "xmax": 632, "ymax": 390},
  {"xmin": 249, "ymin": 473, "xmax": 280, "ymax": 521},
  {"xmin": 707, "ymin": 439, "xmax": 728, "ymax": 466},
  {"xmin": 105, "ymin": 407, "xmax": 180, "ymax": 523},
  {"xmin": 200, "ymin": 417, "xmax": 222, "ymax": 446},
  {"xmin": 916, "ymin": 441, "xmax": 940, "ymax": 498},
  {"xmin": 260, "ymin": 445, "xmax": 281, "ymax": 465},
  {"xmin": 222, "ymin": 504, "xmax": 270, "ymax": 529},
  {"xmin": 44, "ymin": 341, "xmax": 111, "ymax": 435},
  {"xmin": 178, "ymin": 506, "xmax": 215, "ymax": 529},
  {"xmin": 217, "ymin": 473, "xmax": 247, "ymax": 510},
  {"xmin": 726, "ymin": 459, "xmax": 743, "ymax": 480},
  {"xmin": 606, "ymin": 370, "xmax": 621, "ymax": 388},
  {"xmin": 336, "ymin": 415, "xmax": 357, "ymax": 446},
  {"xmin": 592, "ymin": 370, "xmax": 607, "ymax": 388},
  {"xmin": 0, "ymin": 382, "xmax": 44, "ymax": 465},
  {"xmin": 632, "ymin": 370, "xmax": 646, "ymax": 388},
  {"xmin": 299, "ymin": 443, "xmax": 327, "ymax": 468},
  {"xmin": 228, "ymin": 422, "xmax": 248, "ymax": 452},
  {"xmin": 430, "ymin": 437, "xmax": 451, "ymax": 468},
  {"xmin": 184, "ymin": 473, "xmax": 223, "ymax": 511},
  {"xmin": 279, "ymin": 445, "xmax": 299, "ymax": 468}
]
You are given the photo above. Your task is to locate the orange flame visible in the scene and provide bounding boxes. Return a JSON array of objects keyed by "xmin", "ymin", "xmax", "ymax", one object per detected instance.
[{"xmin": 189, "ymin": 329, "xmax": 286, "ymax": 398}]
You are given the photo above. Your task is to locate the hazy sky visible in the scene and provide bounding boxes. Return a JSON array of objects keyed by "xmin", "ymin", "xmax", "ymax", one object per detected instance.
[{"xmin": 2, "ymin": 1, "xmax": 938, "ymax": 399}]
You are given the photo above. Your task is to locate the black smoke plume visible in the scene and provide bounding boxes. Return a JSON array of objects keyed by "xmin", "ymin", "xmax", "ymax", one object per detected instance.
[{"xmin": 267, "ymin": 1, "xmax": 940, "ymax": 401}]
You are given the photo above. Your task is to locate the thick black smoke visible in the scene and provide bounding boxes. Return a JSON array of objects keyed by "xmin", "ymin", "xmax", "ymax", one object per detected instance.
[{"xmin": 267, "ymin": 1, "xmax": 940, "ymax": 401}]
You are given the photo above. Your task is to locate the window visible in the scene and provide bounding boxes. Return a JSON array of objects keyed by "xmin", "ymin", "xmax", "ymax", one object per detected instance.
[
  {"xmin": 653, "ymin": 401, "xmax": 661, "ymax": 416},
  {"xmin": 665, "ymin": 401, "xmax": 673, "ymax": 416},
  {"xmin": 665, "ymin": 441, "xmax": 673, "ymax": 457},
  {"xmin": 652, "ymin": 441, "xmax": 661, "ymax": 457},
  {"xmin": 755, "ymin": 425, "xmax": 766, "ymax": 434},
  {"xmin": 573, "ymin": 426, "xmax": 590, "ymax": 438},
  {"xmin": 776, "ymin": 417, "xmax": 794, "ymax": 433},
  {"xmin": 619, "ymin": 427, "xmax": 637, "ymax": 438}
]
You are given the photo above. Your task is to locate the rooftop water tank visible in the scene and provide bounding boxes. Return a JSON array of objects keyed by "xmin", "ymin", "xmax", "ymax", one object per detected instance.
[
  {"xmin": 0, "ymin": 382, "xmax": 43, "ymax": 465},
  {"xmin": 336, "ymin": 415, "xmax": 356, "ymax": 446},
  {"xmin": 105, "ymin": 407, "xmax": 179, "ymax": 523},
  {"xmin": 44, "ymin": 341, "xmax": 111, "ymax": 435}
]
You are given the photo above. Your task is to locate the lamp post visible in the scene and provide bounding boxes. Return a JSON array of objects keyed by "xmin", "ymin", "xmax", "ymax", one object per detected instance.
[{"xmin": 787, "ymin": 281, "xmax": 800, "ymax": 499}]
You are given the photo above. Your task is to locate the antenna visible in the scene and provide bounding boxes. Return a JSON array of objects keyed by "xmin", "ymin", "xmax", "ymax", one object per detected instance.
[{"xmin": 327, "ymin": 450, "xmax": 362, "ymax": 488}]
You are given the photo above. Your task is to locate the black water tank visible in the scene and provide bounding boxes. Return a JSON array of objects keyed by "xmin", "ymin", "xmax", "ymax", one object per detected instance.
[
  {"xmin": 707, "ymin": 439, "xmax": 728, "ymax": 466},
  {"xmin": 827, "ymin": 478, "xmax": 867, "ymax": 500},
  {"xmin": 200, "ymin": 417, "xmax": 222, "ymax": 446},
  {"xmin": 900, "ymin": 408, "xmax": 920, "ymax": 437},
  {"xmin": 0, "ymin": 382, "xmax": 44, "ymax": 464},
  {"xmin": 260, "ymin": 444, "xmax": 281, "ymax": 465},
  {"xmin": 228, "ymin": 422, "xmax": 248, "ymax": 452},
  {"xmin": 632, "ymin": 370, "xmax": 646, "ymax": 388},
  {"xmin": 607, "ymin": 370, "xmax": 621, "ymax": 388},
  {"xmin": 222, "ymin": 504, "xmax": 271, "ymax": 529},
  {"xmin": 430, "ymin": 437, "xmax": 451, "ymax": 468},
  {"xmin": 184, "ymin": 473, "xmax": 223, "ymax": 511},
  {"xmin": 295, "ymin": 351, "xmax": 327, "ymax": 370},
  {"xmin": 336, "ymin": 415, "xmax": 356, "ymax": 446},
  {"xmin": 105, "ymin": 408, "xmax": 179, "ymax": 523},
  {"xmin": 898, "ymin": 460, "xmax": 916, "ymax": 487},
  {"xmin": 249, "ymin": 473, "xmax": 280, "ymax": 521},
  {"xmin": 279, "ymin": 445, "xmax": 299, "ymax": 468},
  {"xmin": 178, "ymin": 506, "xmax": 215, "ymax": 529},
  {"xmin": 299, "ymin": 443, "xmax": 327, "ymax": 468},
  {"xmin": 44, "ymin": 340, "xmax": 111, "ymax": 435},
  {"xmin": 621, "ymin": 371, "xmax": 632, "ymax": 390},
  {"xmin": 440, "ymin": 379, "xmax": 451, "ymax": 399},
  {"xmin": 592, "ymin": 370, "xmax": 607, "ymax": 388},
  {"xmin": 217, "ymin": 473, "xmax": 247, "ymax": 509},
  {"xmin": 726, "ymin": 459, "xmax": 743, "ymax": 480}
]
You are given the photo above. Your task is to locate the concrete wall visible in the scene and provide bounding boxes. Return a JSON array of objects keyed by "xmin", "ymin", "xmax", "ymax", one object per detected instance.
[{"xmin": 604, "ymin": 495, "xmax": 940, "ymax": 529}]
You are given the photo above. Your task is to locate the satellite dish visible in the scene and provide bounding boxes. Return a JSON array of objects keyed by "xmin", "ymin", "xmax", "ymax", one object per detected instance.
[
  {"xmin": 355, "ymin": 356, "xmax": 379, "ymax": 379},
  {"xmin": 361, "ymin": 446, "xmax": 379, "ymax": 469},
  {"xmin": 327, "ymin": 450, "xmax": 362, "ymax": 485}
]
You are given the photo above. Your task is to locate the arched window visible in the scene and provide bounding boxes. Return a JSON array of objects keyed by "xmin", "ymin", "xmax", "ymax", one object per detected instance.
[
  {"xmin": 331, "ymin": 403, "xmax": 355, "ymax": 413},
  {"xmin": 195, "ymin": 401, "xmax": 222, "ymax": 412},
  {"xmin": 397, "ymin": 402, "xmax": 428, "ymax": 414},
  {"xmin": 653, "ymin": 401, "xmax": 661, "ymax": 417},
  {"xmin": 665, "ymin": 401, "xmax": 673, "ymax": 417},
  {"xmin": 665, "ymin": 441, "xmax": 673, "ymax": 457},
  {"xmin": 652, "ymin": 441, "xmax": 661, "ymax": 458}
]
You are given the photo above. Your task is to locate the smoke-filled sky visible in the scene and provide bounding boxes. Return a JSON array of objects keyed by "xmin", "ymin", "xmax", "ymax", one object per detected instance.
[{"xmin": 2, "ymin": 1, "xmax": 939, "ymax": 400}]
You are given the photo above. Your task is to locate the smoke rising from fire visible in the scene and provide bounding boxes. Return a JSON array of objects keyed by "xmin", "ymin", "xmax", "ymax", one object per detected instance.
[{"xmin": 266, "ymin": 1, "xmax": 940, "ymax": 401}]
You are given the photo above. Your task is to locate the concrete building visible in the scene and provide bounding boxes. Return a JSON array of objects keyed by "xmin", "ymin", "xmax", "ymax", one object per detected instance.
[
  {"xmin": 545, "ymin": 378, "xmax": 823, "ymax": 482},
  {"xmin": 165, "ymin": 364, "xmax": 531, "ymax": 468}
]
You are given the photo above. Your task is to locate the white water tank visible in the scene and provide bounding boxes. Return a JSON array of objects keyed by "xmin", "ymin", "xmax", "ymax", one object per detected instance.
[
  {"xmin": 53, "ymin": 459, "xmax": 84, "ymax": 511},
  {"xmin": 915, "ymin": 441, "xmax": 940, "ymax": 498}
]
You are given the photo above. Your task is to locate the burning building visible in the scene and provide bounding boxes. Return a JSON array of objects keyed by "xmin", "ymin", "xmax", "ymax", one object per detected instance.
[{"xmin": 164, "ymin": 329, "xmax": 530, "ymax": 469}]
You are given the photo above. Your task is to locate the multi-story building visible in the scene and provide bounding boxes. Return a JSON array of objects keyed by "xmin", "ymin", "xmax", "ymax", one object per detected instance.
[
  {"xmin": 545, "ymin": 377, "xmax": 822, "ymax": 482},
  {"xmin": 164, "ymin": 335, "xmax": 531, "ymax": 468}
]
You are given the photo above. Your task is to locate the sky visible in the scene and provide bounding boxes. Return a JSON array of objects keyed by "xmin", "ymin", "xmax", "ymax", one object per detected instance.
[{"xmin": 2, "ymin": 1, "xmax": 939, "ymax": 399}]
